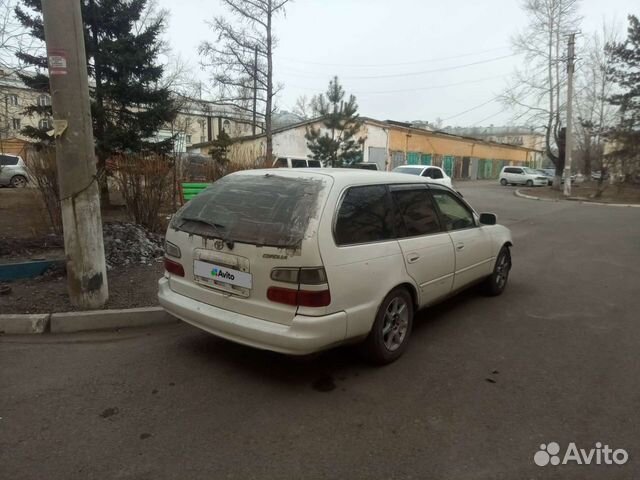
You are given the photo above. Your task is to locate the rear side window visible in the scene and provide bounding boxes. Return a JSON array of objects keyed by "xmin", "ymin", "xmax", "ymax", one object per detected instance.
[
  {"xmin": 431, "ymin": 189, "xmax": 475, "ymax": 231},
  {"xmin": 335, "ymin": 185, "xmax": 394, "ymax": 245},
  {"xmin": 172, "ymin": 174, "xmax": 326, "ymax": 248},
  {"xmin": 275, "ymin": 158, "xmax": 288, "ymax": 167},
  {"xmin": 291, "ymin": 159, "xmax": 307, "ymax": 168},
  {"xmin": 308, "ymin": 160, "xmax": 321, "ymax": 167},
  {"xmin": 0, "ymin": 155, "xmax": 19, "ymax": 166},
  {"xmin": 392, "ymin": 188, "xmax": 441, "ymax": 237}
]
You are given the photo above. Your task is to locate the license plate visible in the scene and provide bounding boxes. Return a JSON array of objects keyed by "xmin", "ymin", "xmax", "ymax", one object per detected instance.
[{"xmin": 193, "ymin": 260, "xmax": 252, "ymax": 289}]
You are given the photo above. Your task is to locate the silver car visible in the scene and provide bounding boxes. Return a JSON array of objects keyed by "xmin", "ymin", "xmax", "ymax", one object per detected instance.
[{"xmin": 0, "ymin": 154, "xmax": 29, "ymax": 187}]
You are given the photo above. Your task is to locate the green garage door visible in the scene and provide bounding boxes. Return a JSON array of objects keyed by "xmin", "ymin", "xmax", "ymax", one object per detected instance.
[
  {"xmin": 420, "ymin": 154, "xmax": 432, "ymax": 165},
  {"xmin": 407, "ymin": 152, "xmax": 420, "ymax": 165},
  {"xmin": 443, "ymin": 155, "xmax": 454, "ymax": 176}
]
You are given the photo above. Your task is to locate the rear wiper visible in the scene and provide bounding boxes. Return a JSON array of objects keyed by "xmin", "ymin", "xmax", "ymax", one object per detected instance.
[{"xmin": 176, "ymin": 217, "xmax": 235, "ymax": 250}]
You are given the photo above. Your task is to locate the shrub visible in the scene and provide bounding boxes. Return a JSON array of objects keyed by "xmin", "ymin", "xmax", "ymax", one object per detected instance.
[
  {"xmin": 112, "ymin": 153, "xmax": 173, "ymax": 232},
  {"xmin": 23, "ymin": 147, "xmax": 63, "ymax": 234}
]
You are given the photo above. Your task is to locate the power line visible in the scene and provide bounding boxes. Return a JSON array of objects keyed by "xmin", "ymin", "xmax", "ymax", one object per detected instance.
[
  {"xmin": 284, "ymin": 74, "xmax": 509, "ymax": 96},
  {"xmin": 278, "ymin": 53, "xmax": 520, "ymax": 80},
  {"xmin": 442, "ymin": 96, "xmax": 501, "ymax": 121},
  {"xmin": 277, "ymin": 46, "xmax": 511, "ymax": 68}
]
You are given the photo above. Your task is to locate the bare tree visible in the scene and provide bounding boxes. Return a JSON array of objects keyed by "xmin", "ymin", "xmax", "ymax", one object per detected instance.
[
  {"xmin": 501, "ymin": 0, "xmax": 582, "ymax": 188},
  {"xmin": 574, "ymin": 25, "xmax": 619, "ymax": 180},
  {"xmin": 199, "ymin": 0, "xmax": 289, "ymax": 163}
]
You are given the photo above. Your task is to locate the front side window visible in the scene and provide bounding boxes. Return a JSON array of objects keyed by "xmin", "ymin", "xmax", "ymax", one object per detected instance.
[
  {"xmin": 335, "ymin": 185, "xmax": 393, "ymax": 245},
  {"xmin": 275, "ymin": 158, "xmax": 288, "ymax": 167},
  {"xmin": 431, "ymin": 189, "xmax": 475, "ymax": 231},
  {"xmin": 392, "ymin": 187, "xmax": 441, "ymax": 237}
]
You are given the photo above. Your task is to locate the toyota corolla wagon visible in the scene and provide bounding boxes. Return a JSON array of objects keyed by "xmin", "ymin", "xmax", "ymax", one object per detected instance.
[{"xmin": 159, "ymin": 169, "xmax": 512, "ymax": 364}]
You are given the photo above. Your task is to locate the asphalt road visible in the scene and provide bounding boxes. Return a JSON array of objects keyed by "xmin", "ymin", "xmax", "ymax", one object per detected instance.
[{"xmin": 2, "ymin": 181, "xmax": 639, "ymax": 480}]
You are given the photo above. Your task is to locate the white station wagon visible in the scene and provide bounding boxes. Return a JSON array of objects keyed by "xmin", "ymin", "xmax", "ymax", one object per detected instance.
[{"xmin": 159, "ymin": 169, "xmax": 513, "ymax": 364}]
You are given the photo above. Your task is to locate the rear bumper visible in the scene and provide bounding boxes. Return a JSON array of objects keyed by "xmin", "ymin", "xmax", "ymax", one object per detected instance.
[{"xmin": 158, "ymin": 278, "xmax": 347, "ymax": 355}]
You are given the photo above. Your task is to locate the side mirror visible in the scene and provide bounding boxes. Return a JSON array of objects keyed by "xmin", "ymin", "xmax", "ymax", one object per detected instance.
[{"xmin": 479, "ymin": 213, "xmax": 497, "ymax": 225}]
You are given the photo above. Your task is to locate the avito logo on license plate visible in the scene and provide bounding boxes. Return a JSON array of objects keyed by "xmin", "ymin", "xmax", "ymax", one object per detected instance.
[{"xmin": 194, "ymin": 260, "xmax": 252, "ymax": 289}]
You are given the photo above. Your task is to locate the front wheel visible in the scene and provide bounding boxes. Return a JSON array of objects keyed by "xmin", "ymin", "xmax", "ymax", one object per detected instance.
[
  {"xmin": 526, "ymin": 179, "xmax": 533, "ymax": 187},
  {"xmin": 500, "ymin": 178, "xmax": 508, "ymax": 186},
  {"xmin": 361, "ymin": 288, "xmax": 414, "ymax": 365},
  {"xmin": 483, "ymin": 246, "xmax": 511, "ymax": 296}
]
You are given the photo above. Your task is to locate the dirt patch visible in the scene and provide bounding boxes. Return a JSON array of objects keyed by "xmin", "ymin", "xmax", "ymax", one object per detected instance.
[
  {"xmin": 0, "ymin": 261, "xmax": 165, "ymax": 314},
  {"xmin": 521, "ymin": 182, "xmax": 640, "ymax": 204}
]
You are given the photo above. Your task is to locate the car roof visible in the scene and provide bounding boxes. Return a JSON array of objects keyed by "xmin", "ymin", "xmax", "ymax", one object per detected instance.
[
  {"xmin": 229, "ymin": 168, "xmax": 444, "ymax": 189},
  {"xmin": 394, "ymin": 164, "xmax": 428, "ymax": 169}
]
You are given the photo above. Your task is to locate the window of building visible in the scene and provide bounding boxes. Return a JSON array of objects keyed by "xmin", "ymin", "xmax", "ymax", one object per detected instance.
[
  {"xmin": 431, "ymin": 189, "xmax": 475, "ymax": 231},
  {"xmin": 335, "ymin": 185, "xmax": 394, "ymax": 245},
  {"xmin": 39, "ymin": 118, "xmax": 52, "ymax": 130},
  {"xmin": 391, "ymin": 187, "xmax": 441, "ymax": 237},
  {"xmin": 186, "ymin": 134, "xmax": 192, "ymax": 144},
  {"xmin": 37, "ymin": 94, "xmax": 51, "ymax": 107},
  {"xmin": 11, "ymin": 118, "xmax": 21, "ymax": 130},
  {"xmin": 222, "ymin": 119, "xmax": 231, "ymax": 132},
  {"xmin": 8, "ymin": 94, "xmax": 19, "ymax": 106}
]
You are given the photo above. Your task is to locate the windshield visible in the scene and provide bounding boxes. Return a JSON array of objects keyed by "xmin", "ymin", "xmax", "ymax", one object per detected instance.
[
  {"xmin": 171, "ymin": 173, "xmax": 326, "ymax": 248},
  {"xmin": 393, "ymin": 167, "xmax": 422, "ymax": 175}
]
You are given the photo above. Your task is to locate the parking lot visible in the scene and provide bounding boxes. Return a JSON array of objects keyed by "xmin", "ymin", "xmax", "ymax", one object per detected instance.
[{"xmin": 1, "ymin": 181, "xmax": 639, "ymax": 479}]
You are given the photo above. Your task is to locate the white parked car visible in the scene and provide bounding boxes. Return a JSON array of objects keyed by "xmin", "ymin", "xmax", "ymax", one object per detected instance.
[
  {"xmin": 159, "ymin": 169, "xmax": 512, "ymax": 364},
  {"xmin": 392, "ymin": 165, "xmax": 453, "ymax": 188},
  {"xmin": 273, "ymin": 156, "xmax": 322, "ymax": 168},
  {"xmin": 499, "ymin": 166, "xmax": 548, "ymax": 186},
  {"xmin": 0, "ymin": 154, "xmax": 29, "ymax": 188}
]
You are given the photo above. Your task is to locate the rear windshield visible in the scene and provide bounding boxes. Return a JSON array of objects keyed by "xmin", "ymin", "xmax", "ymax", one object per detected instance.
[
  {"xmin": 393, "ymin": 167, "xmax": 421, "ymax": 175},
  {"xmin": 171, "ymin": 173, "xmax": 326, "ymax": 248}
]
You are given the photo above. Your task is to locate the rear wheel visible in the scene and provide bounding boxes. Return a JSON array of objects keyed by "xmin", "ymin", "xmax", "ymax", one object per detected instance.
[
  {"xmin": 526, "ymin": 179, "xmax": 533, "ymax": 187},
  {"xmin": 361, "ymin": 288, "xmax": 414, "ymax": 365},
  {"xmin": 483, "ymin": 246, "xmax": 511, "ymax": 296},
  {"xmin": 10, "ymin": 175, "xmax": 27, "ymax": 188},
  {"xmin": 500, "ymin": 178, "xmax": 508, "ymax": 186}
]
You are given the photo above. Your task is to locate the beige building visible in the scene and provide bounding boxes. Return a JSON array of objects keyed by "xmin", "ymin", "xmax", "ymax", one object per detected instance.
[{"xmin": 0, "ymin": 70, "xmax": 259, "ymax": 153}]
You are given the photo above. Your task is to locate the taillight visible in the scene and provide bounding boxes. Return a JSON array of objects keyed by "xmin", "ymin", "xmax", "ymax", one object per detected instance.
[
  {"xmin": 297, "ymin": 289, "xmax": 331, "ymax": 307},
  {"xmin": 164, "ymin": 257, "xmax": 184, "ymax": 277},
  {"xmin": 267, "ymin": 287, "xmax": 331, "ymax": 307},
  {"xmin": 267, "ymin": 286, "xmax": 298, "ymax": 306}
]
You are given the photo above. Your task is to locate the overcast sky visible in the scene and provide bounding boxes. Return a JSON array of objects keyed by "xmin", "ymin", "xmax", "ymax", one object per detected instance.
[{"xmin": 157, "ymin": 0, "xmax": 637, "ymax": 127}]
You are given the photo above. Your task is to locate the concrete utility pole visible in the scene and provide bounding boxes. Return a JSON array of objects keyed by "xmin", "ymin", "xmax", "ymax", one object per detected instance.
[
  {"xmin": 563, "ymin": 33, "xmax": 576, "ymax": 197},
  {"xmin": 42, "ymin": 0, "xmax": 108, "ymax": 308}
]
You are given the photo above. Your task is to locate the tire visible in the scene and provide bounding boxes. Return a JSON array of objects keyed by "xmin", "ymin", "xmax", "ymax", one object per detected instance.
[
  {"xmin": 526, "ymin": 179, "xmax": 533, "ymax": 187},
  {"xmin": 361, "ymin": 288, "xmax": 414, "ymax": 365},
  {"xmin": 10, "ymin": 175, "xmax": 27, "ymax": 188},
  {"xmin": 500, "ymin": 178, "xmax": 508, "ymax": 186},
  {"xmin": 483, "ymin": 246, "xmax": 511, "ymax": 296}
]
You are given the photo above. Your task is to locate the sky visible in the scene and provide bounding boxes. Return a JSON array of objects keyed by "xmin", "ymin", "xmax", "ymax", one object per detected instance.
[{"xmin": 157, "ymin": 0, "xmax": 638, "ymax": 127}]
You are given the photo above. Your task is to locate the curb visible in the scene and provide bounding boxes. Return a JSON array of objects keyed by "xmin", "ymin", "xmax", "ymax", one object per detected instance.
[
  {"xmin": 514, "ymin": 189, "xmax": 640, "ymax": 207},
  {"xmin": 0, "ymin": 313, "xmax": 50, "ymax": 334},
  {"xmin": 0, "ymin": 306, "xmax": 176, "ymax": 335},
  {"xmin": 50, "ymin": 306, "xmax": 177, "ymax": 333}
]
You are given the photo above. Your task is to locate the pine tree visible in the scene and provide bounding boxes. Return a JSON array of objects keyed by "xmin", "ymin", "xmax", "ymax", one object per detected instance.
[
  {"xmin": 607, "ymin": 14, "xmax": 640, "ymax": 177},
  {"xmin": 15, "ymin": 0, "xmax": 178, "ymax": 200},
  {"xmin": 305, "ymin": 76, "xmax": 363, "ymax": 168}
]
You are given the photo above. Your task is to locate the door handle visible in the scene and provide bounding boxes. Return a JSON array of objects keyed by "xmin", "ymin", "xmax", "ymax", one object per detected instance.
[
  {"xmin": 456, "ymin": 242, "xmax": 465, "ymax": 251},
  {"xmin": 407, "ymin": 253, "xmax": 420, "ymax": 263}
]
